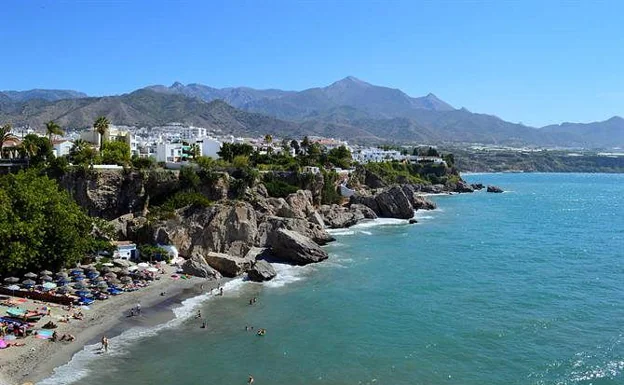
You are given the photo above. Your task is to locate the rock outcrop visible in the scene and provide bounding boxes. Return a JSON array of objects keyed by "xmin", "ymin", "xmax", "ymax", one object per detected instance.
[
  {"xmin": 319, "ymin": 204, "xmax": 377, "ymax": 228},
  {"xmin": 257, "ymin": 216, "xmax": 334, "ymax": 246},
  {"xmin": 182, "ymin": 254, "xmax": 222, "ymax": 279},
  {"xmin": 400, "ymin": 185, "xmax": 437, "ymax": 210},
  {"xmin": 487, "ymin": 185, "xmax": 504, "ymax": 193},
  {"xmin": 471, "ymin": 183, "xmax": 485, "ymax": 190},
  {"xmin": 351, "ymin": 185, "xmax": 414, "ymax": 219},
  {"xmin": 204, "ymin": 252, "xmax": 254, "ymax": 278},
  {"xmin": 247, "ymin": 260, "xmax": 277, "ymax": 282},
  {"xmin": 454, "ymin": 180, "xmax": 474, "ymax": 193},
  {"xmin": 269, "ymin": 229, "xmax": 329, "ymax": 265},
  {"xmin": 151, "ymin": 202, "xmax": 258, "ymax": 258}
]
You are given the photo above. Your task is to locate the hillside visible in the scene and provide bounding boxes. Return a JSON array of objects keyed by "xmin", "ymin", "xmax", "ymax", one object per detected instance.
[
  {"xmin": 1, "ymin": 89, "xmax": 87, "ymax": 102},
  {"xmin": 1, "ymin": 77, "xmax": 622, "ymax": 147}
]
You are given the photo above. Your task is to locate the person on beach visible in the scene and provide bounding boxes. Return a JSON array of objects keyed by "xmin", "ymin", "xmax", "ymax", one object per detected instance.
[
  {"xmin": 219, "ymin": 287, "xmax": 224, "ymax": 296},
  {"xmin": 253, "ymin": 297, "xmax": 257, "ymax": 304},
  {"xmin": 201, "ymin": 321, "xmax": 206, "ymax": 329},
  {"xmin": 136, "ymin": 302, "xmax": 141, "ymax": 315},
  {"xmin": 196, "ymin": 310, "xmax": 202, "ymax": 318},
  {"xmin": 249, "ymin": 299, "xmax": 253, "ymax": 305},
  {"xmin": 52, "ymin": 331, "xmax": 58, "ymax": 342},
  {"xmin": 248, "ymin": 375, "xmax": 254, "ymax": 384},
  {"xmin": 101, "ymin": 336, "xmax": 109, "ymax": 352}
]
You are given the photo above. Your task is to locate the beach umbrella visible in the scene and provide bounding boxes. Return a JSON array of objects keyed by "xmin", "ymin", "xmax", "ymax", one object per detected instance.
[
  {"xmin": 73, "ymin": 276, "xmax": 85, "ymax": 281},
  {"xmin": 55, "ymin": 271, "xmax": 69, "ymax": 278},
  {"xmin": 108, "ymin": 278, "xmax": 121, "ymax": 285},
  {"xmin": 120, "ymin": 276, "xmax": 133, "ymax": 283},
  {"xmin": 146, "ymin": 267, "xmax": 159, "ymax": 273},
  {"xmin": 100, "ymin": 266, "xmax": 111, "ymax": 274},
  {"xmin": 70, "ymin": 268, "xmax": 84, "ymax": 275},
  {"xmin": 118, "ymin": 268, "xmax": 130, "ymax": 276},
  {"xmin": 102, "ymin": 262, "xmax": 114, "ymax": 267},
  {"xmin": 137, "ymin": 262, "xmax": 149, "ymax": 268},
  {"xmin": 73, "ymin": 282, "xmax": 87, "ymax": 290},
  {"xmin": 111, "ymin": 267, "xmax": 123, "ymax": 274},
  {"xmin": 4, "ymin": 277, "xmax": 19, "ymax": 284},
  {"xmin": 5, "ymin": 284, "xmax": 20, "ymax": 295},
  {"xmin": 24, "ymin": 272, "xmax": 37, "ymax": 279},
  {"xmin": 75, "ymin": 289, "xmax": 91, "ymax": 296},
  {"xmin": 56, "ymin": 286, "xmax": 70, "ymax": 294},
  {"xmin": 105, "ymin": 272, "xmax": 117, "ymax": 279},
  {"xmin": 94, "ymin": 276, "xmax": 106, "ymax": 282},
  {"xmin": 97, "ymin": 281, "xmax": 109, "ymax": 289},
  {"xmin": 42, "ymin": 282, "xmax": 57, "ymax": 290},
  {"xmin": 128, "ymin": 265, "xmax": 139, "ymax": 272},
  {"xmin": 40, "ymin": 275, "xmax": 53, "ymax": 282},
  {"xmin": 40, "ymin": 270, "xmax": 53, "ymax": 276},
  {"xmin": 22, "ymin": 279, "xmax": 36, "ymax": 287},
  {"xmin": 56, "ymin": 277, "xmax": 70, "ymax": 285}
]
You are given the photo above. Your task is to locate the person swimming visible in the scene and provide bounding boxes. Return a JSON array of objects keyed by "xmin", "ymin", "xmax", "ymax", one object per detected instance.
[{"xmin": 201, "ymin": 321, "xmax": 206, "ymax": 329}]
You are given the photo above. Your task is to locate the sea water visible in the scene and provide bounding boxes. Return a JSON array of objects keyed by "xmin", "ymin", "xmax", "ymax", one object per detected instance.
[{"xmin": 43, "ymin": 173, "xmax": 624, "ymax": 385}]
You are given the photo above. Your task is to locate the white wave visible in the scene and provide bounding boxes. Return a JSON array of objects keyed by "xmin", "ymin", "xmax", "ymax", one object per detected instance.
[
  {"xmin": 326, "ymin": 229, "xmax": 356, "ymax": 236},
  {"xmin": 262, "ymin": 263, "xmax": 312, "ymax": 288},
  {"xmin": 350, "ymin": 218, "xmax": 407, "ymax": 229},
  {"xmin": 359, "ymin": 230, "xmax": 372, "ymax": 235}
]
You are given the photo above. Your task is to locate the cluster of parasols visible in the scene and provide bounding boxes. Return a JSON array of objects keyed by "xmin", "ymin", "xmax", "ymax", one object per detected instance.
[{"xmin": 2, "ymin": 260, "xmax": 162, "ymax": 301}]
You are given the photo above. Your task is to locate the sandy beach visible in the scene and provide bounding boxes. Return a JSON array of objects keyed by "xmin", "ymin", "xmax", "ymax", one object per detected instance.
[{"xmin": 0, "ymin": 267, "xmax": 225, "ymax": 385}]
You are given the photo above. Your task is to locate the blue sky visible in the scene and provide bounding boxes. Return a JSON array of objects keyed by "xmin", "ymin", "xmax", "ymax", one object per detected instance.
[{"xmin": 1, "ymin": 0, "xmax": 623, "ymax": 126}]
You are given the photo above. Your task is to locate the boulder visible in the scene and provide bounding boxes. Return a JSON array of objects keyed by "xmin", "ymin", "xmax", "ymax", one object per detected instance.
[
  {"xmin": 350, "ymin": 204, "xmax": 378, "ymax": 219},
  {"xmin": 285, "ymin": 190, "xmax": 315, "ymax": 219},
  {"xmin": 412, "ymin": 195, "xmax": 437, "ymax": 210},
  {"xmin": 247, "ymin": 260, "xmax": 277, "ymax": 282},
  {"xmin": 454, "ymin": 180, "xmax": 474, "ymax": 193},
  {"xmin": 307, "ymin": 211, "xmax": 325, "ymax": 227},
  {"xmin": 487, "ymin": 185, "xmax": 504, "ymax": 193},
  {"xmin": 269, "ymin": 229, "xmax": 329, "ymax": 265},
  {"xmin": 471, "ymin": 183, "xmax": 485, "ymax": 190},
  {"xmin": 409, "ymin": 219, "xmax": 418, "ymax": 224},
  {"xmin": 182, "ymin": 254, "xmax": 222, "ymax": 279},
  {"xmin": 352, "ymin": 185, "xmax": 414, "ymax": 219},
  {"xmin": 204, "ymin": 252, "xmax": 254, "ymax": 278},
  {"xmin": 257, "ymin": 216, "xmax": 335, "ymax": 245}
]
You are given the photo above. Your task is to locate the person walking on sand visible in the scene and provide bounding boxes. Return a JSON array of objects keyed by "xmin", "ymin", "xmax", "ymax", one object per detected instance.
[
  {"xmin": 101, "ymin": 336, "xmax": 109, "ymax": 352},
  {"xmin": 136, "ymin": 302, "xmax": 141, "ymax": 315},
  {"xmin": 248, "ymin": 375, "xmax": 254, "ymax": 384}
]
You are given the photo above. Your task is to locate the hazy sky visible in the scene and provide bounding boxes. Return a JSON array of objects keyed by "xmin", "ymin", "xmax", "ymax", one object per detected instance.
[{"xmin": 2, "ymin": 0, "xmax": 623, "ymax": 126}]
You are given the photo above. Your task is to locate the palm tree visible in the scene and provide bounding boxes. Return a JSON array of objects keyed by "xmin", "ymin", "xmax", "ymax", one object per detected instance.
[
  {"xmin": 45, "ymin": 120, "xmax": 64, "ymax": 142},
  {"xmin": 93, "ymin": 116, "xmax": 110, "ymax": 149},
  {"xmin": 189, "ymin": 143, "xmax": 201, "ymax": 159},
  {"xmin": 0, "ymin": 124, "xmax": 17, "ymax": 159},
  {"xmin": 264, "ymin": 134, "xmax": 273, "ymax": 154}
]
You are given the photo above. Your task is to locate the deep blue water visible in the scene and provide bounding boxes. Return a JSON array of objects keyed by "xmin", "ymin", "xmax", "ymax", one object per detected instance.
[{"xmin": 45, "ymin": 173, "xmax": 624, "ymax": 385}]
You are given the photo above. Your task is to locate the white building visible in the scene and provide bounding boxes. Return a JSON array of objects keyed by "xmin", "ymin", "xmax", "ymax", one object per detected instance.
[
  {"xmin": 52, "ymin": 140, "xmax": 74, "ymax": 157},
  {"xmin": 156, "ymin": 142, "xmax": 184, "ymax": 163},
  {"xmin": 181, "ymin": 126, "xmax": 208, "ymax": 141},
  {"xmin": 352, "ymin": 148, "xmax": 405, "ymax": 163},
  {"xmin": 195, "ymin": 137, "xmax": 222, "ymax": 158}
]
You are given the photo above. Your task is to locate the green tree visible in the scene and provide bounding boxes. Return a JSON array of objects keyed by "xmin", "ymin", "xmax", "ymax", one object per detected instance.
[
  {"xmin": 100, "ymin": 139, "xmax": 131, "ymax": 165},
  {"xmin": 232, "ymin": 155, "xmax": 249, "ymax": 168},
  {"xmin": 0, "ymin": 124, "xmax": 17, "ymax": 159},
  {"xmin": 18, "ymin": 134, "xmax": 53, "ymax": 168},
  {"xmin": 45, "ymin": 120, "xmax": 64, "ymax": 142},
  {"xmin": 69, "ymin": 139, "xmax": 98, "ymax": 165},
  {"xmin": 301, "ymin": 136, "xmax": 310, "ymax": 154},
  {"xmin": 93, "ymin": 116, "xmax": 110, "ymax": 148},
  {"xmin": 327, "ymin": 145, "xmax": 352, "ymax": 169},
  {"xmin": 0, "ymin": 170, "xmax": 98, "ymax": 273},
  {"xmin": 217, "ymin": 142, "xmax": 254, "ymax": 162},
  {"xmin": 290, "ymin": 139, "xmax": 300, "ymax": 155},
  {"xmin": 179, "ymin": 166, "xmax": 200, "ymax": 191}
]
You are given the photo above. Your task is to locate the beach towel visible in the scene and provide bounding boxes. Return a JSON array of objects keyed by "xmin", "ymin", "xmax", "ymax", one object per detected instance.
[
  {"xmin": 35, "ymin": 330, "xmax": 54, "ymax": 339},
  {"xmin": 0, "ymin": 339, "xmax": 7, "ymax": 349}
]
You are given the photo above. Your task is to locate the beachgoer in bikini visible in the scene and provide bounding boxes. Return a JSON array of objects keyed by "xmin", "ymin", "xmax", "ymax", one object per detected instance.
[
  {"xmin": 248, "ymin": 375, "xmax": 254, "ymax": 384},
  {"xmin": 101, "ymin": 336, "xmax": 109, "ymax": 352}
]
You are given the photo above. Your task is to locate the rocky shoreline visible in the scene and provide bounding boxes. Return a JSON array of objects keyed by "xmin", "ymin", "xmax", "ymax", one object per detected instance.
[{"xmin": 106, "ymin": 178, "xmax": 490, "ymax": 283}]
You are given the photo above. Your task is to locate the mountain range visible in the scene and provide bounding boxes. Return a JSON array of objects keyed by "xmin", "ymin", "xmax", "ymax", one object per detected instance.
[{"xmin": 1, "ymin": 78, "xmax": 622, "ymax": 148}]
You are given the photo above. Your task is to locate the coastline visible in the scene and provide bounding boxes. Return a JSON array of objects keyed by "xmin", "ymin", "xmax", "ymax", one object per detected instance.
[{"xmin": 0, "ymin": 272, "xmax": 227, "ymax": 385}]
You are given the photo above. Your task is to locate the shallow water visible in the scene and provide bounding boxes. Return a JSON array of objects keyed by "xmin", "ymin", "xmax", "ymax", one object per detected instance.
[{"xmin": 44, "ymin": 173, "xmax": 624, "ymax": 385}]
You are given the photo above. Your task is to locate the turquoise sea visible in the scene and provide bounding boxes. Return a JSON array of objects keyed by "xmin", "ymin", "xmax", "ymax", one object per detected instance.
[{"xmin": 43, "ymin": 173, "xmax": 624, "ymax": 385}]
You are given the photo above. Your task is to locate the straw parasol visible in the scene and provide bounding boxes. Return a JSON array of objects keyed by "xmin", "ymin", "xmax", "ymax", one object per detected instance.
[
  {"xmin": 73, "ymin": 282, "xmax": 87, "ymax": 290},
  {"xmin": 118, "ymin": 268, "xmax": 130, "ymax": 276},
  {"xmin": 40, "ymin": 270, "xmax": 53, "ymax": 276},
  {"xmin": 55, "ymin": 271, "xmax": 69, "ymax": 278},
  {"xmin": 85, "ymin": 265, "xmax": 97, "ymax": 271},
  {"xmin": 105, "ymin": 272, "xmax": 117, "ymax": 279},
  {"xmin": 120, "ymin": 276, "xmax": 133, "ymax": 283},
  {"xmin": 97, "ymin": 281, "xmax": 109, "ymax": 289},
  {"xmin": 22, "ymin": 279, "xmax": 36, "ymax": 287},
  {"xmin": 5, "ymin": 284, "xmax": 20, "ymax": 295},
  {"xmin": 56, "ymin": 285, "xmax": 71, "ymax": 294},
  {"xmin": 40, "ymin": 275, "xmax": 53, "ymax": 282},
  {"xmin": 24, "ymin": 272, "xmax": 37, "ymax": 279},
  {"xmin": 108, "ymin": 278, "xmax": 121, "ymax": 285},
  {"xmin": 94, "ymin": 276, "xmax": 106, "ymax": 282},
  {"xmin": 100, "ymin": 266, "xmax": 111, "ymax": 274},
  {"xmin": 4, "ymin": 277, "xmax": 19, "ymax": 284}
]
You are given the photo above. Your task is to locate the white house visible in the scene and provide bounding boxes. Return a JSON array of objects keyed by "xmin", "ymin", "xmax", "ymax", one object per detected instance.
[
  {"xmin": 52, "ymin": 140, "xmax": 74, "ymax": 157},
  {"xmin": 181, "ymin": 126, "xmax": 208, "ymax": 141},
  {"xmin": 156, "ymin": 142, "xmax": 184, "ymax": 163},
  {"xmin": 195, "ymin": 137, "xmax": 222, "ymax": 158},
  {"xmin": 112, "ymin": 241, "xmax": 138, "ymax": 260}
]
